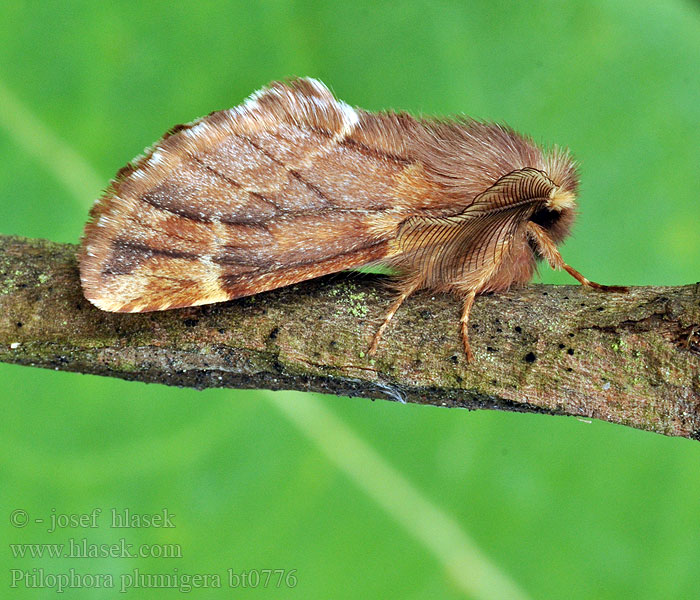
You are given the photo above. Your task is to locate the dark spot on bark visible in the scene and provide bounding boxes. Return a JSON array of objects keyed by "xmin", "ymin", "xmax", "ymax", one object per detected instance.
[
  {"xmin": 218, "ymin": 328, "xmax": 226, "ymax": 334},
  {"xmin": 183, "ymin": 318, "xmax": 199, "ymax": 327},
  {"xmin": 486, "ymin": 346, "xmax": 497, "ymax": 353},
  {"xmin": 515, "ymin": 326, "xmax": 522, "ymax": 333},
  {"xmin": 420, "ymin": 310, "xmax": 433, "ymax": 319},
  {"xmin": 566, "ymin": 367, "xmax": 573, "ymax": 372},
  {"xmin": 450, "ymin": 355, "xmax": 459, "ymax": 364},
  {"xmin": 16, "ymin": 322, "xmax": 22, "ymax": 328},
  {"xmin": 558, "ymin": 343, "xmax": 565, "ymax": 349},
  {"xmin": 568, "ymin": 332, "xmax": 575, "ymax": 337},
  {"xmin": 329, "ymin": 340, "xmax": 338, "ymax": 349},
  {"xmin": 269, "ymin": 327, "xmax": 279, "ymax": 340},
  {"xmin": 567, "ymin": 348, "xmax": 574, "ymax": 355},
  {"xmin": 496, "ymin": 327, "xmax": 502, "ymax": 333},
  {"xmin": 596, "ymin": 306, "xmax": 604, "ymax": 312},
  {"xmin": 524, "ymin": 352, "xmax": 536, "ymax": 363}
]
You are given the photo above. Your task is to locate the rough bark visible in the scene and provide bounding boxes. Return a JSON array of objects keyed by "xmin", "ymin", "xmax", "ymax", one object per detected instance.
[{"xmin": 1, "ymin": 235, "xmax": 698, "ymax": 440}]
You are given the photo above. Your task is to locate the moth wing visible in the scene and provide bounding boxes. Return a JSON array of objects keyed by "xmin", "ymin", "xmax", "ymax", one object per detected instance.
[
  {"xmin": 396, "ymin": 168, "xmax": 556, "ymax": 289},
  {"xmin": 80, "ymin": 79, "xmax": 411, "ymax": 312}
]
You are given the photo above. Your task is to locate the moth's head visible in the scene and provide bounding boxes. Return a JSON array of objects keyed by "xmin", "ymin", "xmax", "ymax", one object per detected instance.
[
  {"xmin": 546, "ymin": 187, "xmax": 576, "ymax": 213},
  {"xmin": 530, "ymin": 148, "xmax": 579, "ymax": 244}
]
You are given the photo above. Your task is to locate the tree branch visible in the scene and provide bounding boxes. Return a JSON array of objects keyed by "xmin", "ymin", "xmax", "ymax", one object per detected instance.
[{"xmin": 1, "ymin": 235, "xmax": 698, "ymax": 440}]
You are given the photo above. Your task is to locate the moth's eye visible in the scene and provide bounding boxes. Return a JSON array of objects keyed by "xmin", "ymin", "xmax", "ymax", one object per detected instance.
[{"xmin": 530, "ymin": 206, "xmax": 562, "ymax": 231}]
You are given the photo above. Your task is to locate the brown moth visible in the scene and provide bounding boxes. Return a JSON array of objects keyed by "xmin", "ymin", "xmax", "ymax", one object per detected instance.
[{"xmin": 80, "ymin": 78, "xmax": 625, "ymax": 361}]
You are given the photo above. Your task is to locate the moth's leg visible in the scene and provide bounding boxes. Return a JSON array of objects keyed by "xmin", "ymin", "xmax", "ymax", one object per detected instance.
[
  {"xmin": 369, "ymin": 280, "xmax": 421, "ymax": 356},
  {"xmin": 460, "ymin": 290, "xmax": 477, "ymax": 363},
  {"xmin": 526, "ymin": 222, "xmax": 628, "ymax": 293}
]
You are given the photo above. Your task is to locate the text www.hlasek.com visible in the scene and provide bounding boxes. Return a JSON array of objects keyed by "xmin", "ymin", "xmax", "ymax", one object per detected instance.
[{"xmin": 10, "ymin": 538, "xmax": 182, "ymax": 559}]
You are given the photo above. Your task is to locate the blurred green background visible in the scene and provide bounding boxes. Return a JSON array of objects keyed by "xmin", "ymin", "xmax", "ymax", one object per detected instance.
[{"xmin": 1, "ymin": 1, "xmax": 699, "ymax": 598}]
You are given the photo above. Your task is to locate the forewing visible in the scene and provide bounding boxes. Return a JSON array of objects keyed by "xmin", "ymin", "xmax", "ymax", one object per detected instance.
[{"xmin": 80, "ymin": 79, "xmax": 409, "ymax": 312}]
